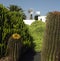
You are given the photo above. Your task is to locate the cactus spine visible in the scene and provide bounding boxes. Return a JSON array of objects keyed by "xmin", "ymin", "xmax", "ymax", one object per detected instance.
[
  {"xmin": 7, "ymin": 33, "xmax": 22, "ymax": 61},
  {"xmin": 41, "ymin": 11, "xmax": 60, "ymax": 61}
]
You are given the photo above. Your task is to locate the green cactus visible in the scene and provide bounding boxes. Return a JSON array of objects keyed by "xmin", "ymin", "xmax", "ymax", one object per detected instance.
[
  {"xmin": 7, "ymin": 33, "xmax": 22, "ymax": 61},
  {"xmin": 41, "ymin": 11, "xmax": 60, "ymax": 61}
]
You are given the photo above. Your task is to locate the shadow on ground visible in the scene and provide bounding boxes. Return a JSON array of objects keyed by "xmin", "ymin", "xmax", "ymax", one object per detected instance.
[
  {"xmin": 0, "ymin": 50, "xmax": 41, "ymax": 61},
  {"xmin": 20, "ymin": 50, "xmax": 41, "ymax": 61}
]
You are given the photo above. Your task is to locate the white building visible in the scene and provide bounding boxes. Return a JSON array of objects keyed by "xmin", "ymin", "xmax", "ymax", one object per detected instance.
[
  {"xmin": 38, "ymin": 16, "xmax": 46, "ymax": 22},
  {"xmin": 23, "ymin": 20, "xmax": 35, "ymax": 25},
  {"xmin": 23, "ymin": 16, "xmax": 46, "ymax": 25}
]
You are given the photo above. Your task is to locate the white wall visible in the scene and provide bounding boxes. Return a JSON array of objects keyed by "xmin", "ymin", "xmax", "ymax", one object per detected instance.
[
  {"xmin": 23, "ymin": 16, "xmax": 46, "ymax": 25},
  {"xmin": 38, "ymin": 16, "xmax": 46, "ymax": 22},
  {"xmin": 23, "ymin": 20, "xmax": 35, "ymax": 25}
]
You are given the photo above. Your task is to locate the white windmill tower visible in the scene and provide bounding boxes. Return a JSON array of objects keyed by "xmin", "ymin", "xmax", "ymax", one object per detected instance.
[{"xmin": 28, "ymin": 8, "xmax": 34, "ymax": 20}]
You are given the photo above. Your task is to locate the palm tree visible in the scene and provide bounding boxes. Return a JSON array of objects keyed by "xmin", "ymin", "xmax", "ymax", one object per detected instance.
[
  {"xmin": 8, "ymin": 5, "xmax": 26, "ymax": 19},
  {"xmin": 8, "ymin": 5, "xmax": 23, "ymax": 12}
]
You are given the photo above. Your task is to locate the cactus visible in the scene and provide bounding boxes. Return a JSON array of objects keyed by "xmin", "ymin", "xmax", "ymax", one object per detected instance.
[
  {"xmin": 41, "ymin": 11, "xmax": 60, "ymax": 61},
  {"xmin": 7, "ymin": 33, "xmax": 22, "ymax": 61}
]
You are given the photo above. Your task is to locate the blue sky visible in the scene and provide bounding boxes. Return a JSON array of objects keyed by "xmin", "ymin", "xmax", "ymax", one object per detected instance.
[{"xmin": 0, "ymin": 0, "xmax": 60, "ymax": 16}]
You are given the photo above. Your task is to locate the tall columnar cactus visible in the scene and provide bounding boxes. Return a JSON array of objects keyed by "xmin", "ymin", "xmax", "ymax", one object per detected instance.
[
  {"xmin": 7, "ymin": 33, "xmax": 22, "ymax": 61},
  {"xmin": 41, "ymin": 11, "xmax": 60, "ymax": 61}
]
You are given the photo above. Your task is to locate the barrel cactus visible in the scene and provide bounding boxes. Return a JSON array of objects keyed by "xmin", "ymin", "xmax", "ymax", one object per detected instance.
[
  {"xmin": 41, "ymin": 11, "xmax": 60, "ymax": 61},
  {"xmin": 7, "ymin": 33, "xmax": 22, "ymax": 61}
]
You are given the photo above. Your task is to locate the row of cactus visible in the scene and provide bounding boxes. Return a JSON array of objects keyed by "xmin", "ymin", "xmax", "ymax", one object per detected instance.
[{"xmin": 41, "ymin": 11, "xmax": 60, "ymax": 61}]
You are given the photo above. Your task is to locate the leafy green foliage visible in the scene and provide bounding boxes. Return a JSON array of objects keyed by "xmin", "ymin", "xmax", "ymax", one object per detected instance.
[
  {"xmin": 8, "ymin": 5, "xmax": 26, "ymax": 19},
  {"xmin": 0, "ymin": 4, "xmax": 8, "ymax": 43},
  {"xmin": 8, "ymin": 5, "xmax": 22, "ymax": 12},
  {"xmin": 0, "ymin": 4, "xmax": 34, "ymax": 58},
  {"xmin": 28, "ymin": 20, "xmax": 45, "ymax": 52}
]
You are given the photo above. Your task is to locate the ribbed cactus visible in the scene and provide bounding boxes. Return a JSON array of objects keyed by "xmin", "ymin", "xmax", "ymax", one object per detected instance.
[
  {"xmin": 7, "ymin": 33, "xmax": 22, "ymax": 61},
  {"xmin": 41, "ymin": 11, "xmax": 60, "ymax": 61}
]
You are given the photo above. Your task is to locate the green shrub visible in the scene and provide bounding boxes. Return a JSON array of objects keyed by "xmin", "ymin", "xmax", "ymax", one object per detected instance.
[
  {"xmin": 0, "ymin": 4, "xmax": 35, "ymax": 58},
  {"xmin": 29, "ymin": 21, "xmax": 45, "ymax": 52}
]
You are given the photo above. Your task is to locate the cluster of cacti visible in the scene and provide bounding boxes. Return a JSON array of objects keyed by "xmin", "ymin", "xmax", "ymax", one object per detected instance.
[
  {"xmin": 41, "ymin": 11, "xmax": 60, "ymax": 61},
  {"xmin": 7, "ymin": 33, "xmax": 22, "ymax": 61}
]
